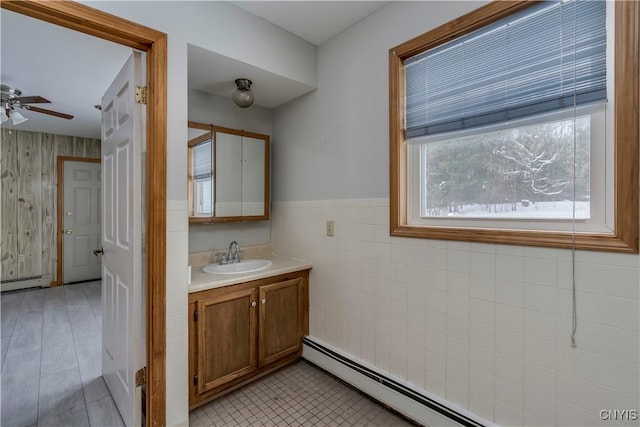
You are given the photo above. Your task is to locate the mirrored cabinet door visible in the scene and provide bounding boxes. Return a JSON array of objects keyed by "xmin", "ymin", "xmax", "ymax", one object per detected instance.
[
  {"xmin": 242, "ymin": 136, "xmax": 266, "ymax": 216},
  {"xmin": 188, "ymin": 121, "xmax": 270, "ymax": 223},
  {"xmin": 215, "ymin": 132, "xmax": 243, "ymax": 217}
]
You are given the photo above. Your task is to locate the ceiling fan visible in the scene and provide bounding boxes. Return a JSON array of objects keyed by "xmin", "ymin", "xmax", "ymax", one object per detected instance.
[{"xmin": 1, "ymin": 84, "xmax": 74, "ymax": 125}]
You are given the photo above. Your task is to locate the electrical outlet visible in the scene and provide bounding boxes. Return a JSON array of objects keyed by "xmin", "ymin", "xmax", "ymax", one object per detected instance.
[{"xmin": 326, "ymin": 220, "xmax": 335, "ymax": 237}]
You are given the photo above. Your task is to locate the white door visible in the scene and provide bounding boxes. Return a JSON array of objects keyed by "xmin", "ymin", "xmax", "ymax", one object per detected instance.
[
  {"xmin": 62, "ymin": 160, "xmax": 102, "ymax": 283},
  {"xmin": 101, "ymin": 51, "xmax": 144, "ymax": 427}
]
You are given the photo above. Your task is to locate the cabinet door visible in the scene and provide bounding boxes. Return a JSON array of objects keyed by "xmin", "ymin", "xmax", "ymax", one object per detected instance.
[
  {"xmin": 258, "ymin": 278, "xmax": 303, "ymax": 367},
  {"xmin": 197, "ymin": 288, "xmax": 257, "ymax": 394}
]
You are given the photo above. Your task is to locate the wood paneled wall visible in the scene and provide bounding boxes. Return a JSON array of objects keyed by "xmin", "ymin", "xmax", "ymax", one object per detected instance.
[{"xmin": 1, "ymin": 130, "xmax": 100, "ymax": 283}]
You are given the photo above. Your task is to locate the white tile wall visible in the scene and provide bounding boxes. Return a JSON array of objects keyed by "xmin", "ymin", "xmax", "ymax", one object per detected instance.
[
  {"xmin": 165, "ymin": 200, "xmax": 189, "ymax": 427},
  {"xmin": 272, "ymin": 198, "xmax": 640, "ymax": 427}
]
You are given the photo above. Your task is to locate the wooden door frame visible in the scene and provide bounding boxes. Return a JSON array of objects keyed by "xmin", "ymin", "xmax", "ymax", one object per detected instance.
[
  {"xmin": 1, "ymin": 1, "xmax": 168, "ymax": 426},
  {"xmin": 54, "ymin": 156, "xmax": 101, "ymax": 287}
]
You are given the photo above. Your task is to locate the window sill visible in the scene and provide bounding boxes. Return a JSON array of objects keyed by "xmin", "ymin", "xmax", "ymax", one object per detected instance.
[{"xmin": 390, "ymin": 222, "xmax": 638, "ymax": 253}]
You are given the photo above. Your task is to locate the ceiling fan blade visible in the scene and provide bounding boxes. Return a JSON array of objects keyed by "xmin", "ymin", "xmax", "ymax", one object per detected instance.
[
  {"xmin": 23, "ymin": 105, "xmax": 74, "ymax": 120},
  {"xmin": 14, "ymin": 95, "xmax": 51, "ymax": 104}
]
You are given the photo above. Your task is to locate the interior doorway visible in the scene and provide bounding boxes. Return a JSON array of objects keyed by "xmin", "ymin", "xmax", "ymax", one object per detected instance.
[
  {"xmin": 57, "ymin": 157, "xmax": 102, "ymax": 285},
  {"xmin": 0, "ymin": 2, "xmax": 168, "ymax": 425}
]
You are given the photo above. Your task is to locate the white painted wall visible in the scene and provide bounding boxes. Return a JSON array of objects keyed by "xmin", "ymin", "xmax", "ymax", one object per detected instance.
[
  {"xmin": 86, "ymin": 0, "xmax": 316, "ymax": 202},
  {"xmin": 84, "ymin": 1, "xmax": 316, "ymax": 90},
  {"xmin": 272, "ymin": 1, "xmax": 486, "ymax": 201},
  {"xmin": 271, "ymin": 2, "xmax": 640, "ymax": 427},
  {"xmin": 82, "ymin": 2, "xmax": 317, "ymax": 425},
  {"xmin": 188, "ymin": 89, "xmax": 272, "ymax": 253},
  {"xmin": 272, "ymin": 199, "xmax": 640, "ymax": 427}
]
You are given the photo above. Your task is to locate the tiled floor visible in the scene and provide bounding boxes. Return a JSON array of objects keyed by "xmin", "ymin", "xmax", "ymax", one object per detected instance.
[
  {"xmin": 1, "ymin": 281, "xmax": 124, "ymax": 427},
  {"xmin": 190, "ymin": 360, "xmax": 419, "ymax": 427}
]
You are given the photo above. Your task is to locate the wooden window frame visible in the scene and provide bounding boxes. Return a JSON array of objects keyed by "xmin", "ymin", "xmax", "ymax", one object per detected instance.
[{"xmin": 389, "ymin": 0, "xmax": 639, "ymax": 253}]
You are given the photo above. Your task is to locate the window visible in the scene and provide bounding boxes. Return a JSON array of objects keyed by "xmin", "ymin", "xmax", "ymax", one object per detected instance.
[
  {"xmin": 389, "ymin": 0, "xmax": 638, "ymax": 252},
  {"xmin": 192, "ymin": 140, "xmax": 213, "ymax": 215}
]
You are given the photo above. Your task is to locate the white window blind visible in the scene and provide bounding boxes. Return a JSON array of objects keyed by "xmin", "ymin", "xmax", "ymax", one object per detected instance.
[
  {"xmin": 193, "ymin": 140, "xmax": 212, "ymax": 180},
  {"xmin": 405, "ymin": 0, "xmax": 606, "ymax": 139},
  {"xmin": 193, "ymin": 140, "xmax": 212, "ymax": 214}
]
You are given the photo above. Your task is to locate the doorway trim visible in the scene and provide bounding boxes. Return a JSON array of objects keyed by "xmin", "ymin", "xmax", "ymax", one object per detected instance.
[
  {"xmin": 54, "ymin": 156, "xmax": 101, "ymax": 287},
  {"xmin": 1, "ymin": 1, "xmax": 169, "ymax": 426}
]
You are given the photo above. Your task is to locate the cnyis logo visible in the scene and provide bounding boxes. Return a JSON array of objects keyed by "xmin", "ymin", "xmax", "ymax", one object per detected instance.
[{"xmin": 599, "ymin": 409, "xmax": 639, "ymax": 421}]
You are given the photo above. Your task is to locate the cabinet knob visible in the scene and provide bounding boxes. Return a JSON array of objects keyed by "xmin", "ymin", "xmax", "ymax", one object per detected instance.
[
  {"xmin": 251, "ymin": 301, "xmax": 257, "ymax": 307},
  {"xmin": 261, "ymin": 299, "xmax": 266, "ymax": 304}
]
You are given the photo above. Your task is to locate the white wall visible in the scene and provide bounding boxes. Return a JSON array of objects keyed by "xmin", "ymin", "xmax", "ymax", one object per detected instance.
[
  {"xmin": 188, "ymin": 89, "xmax": 272, "ymax": 253},
  {"xmin": 83, "ymin": 2, "xmax": 317, "ymax": 425},
  {"xmin": 189, "ymin": 89, "xmax": 272, "ymax": 136},
  {"xmin": 271, "ymin": 2, "xmax": 640, "ymax": 427},
  {"xmin": 272, "ymin": 1, "xmax": 486, "ymax": 201},
  {"xmin": 272, "ymin": 199, "xmax": 640, "ymax": 427},
  {"xmin": 84, "ymin": 1, "xmax": 316, "ymax": 90}
]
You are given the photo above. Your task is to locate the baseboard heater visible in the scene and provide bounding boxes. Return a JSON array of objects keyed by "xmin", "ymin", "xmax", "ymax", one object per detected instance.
[
  {"xmin": 1, "ymin": 275, "xmax": 47, "ymax": 292},
  {"xmin": 303, "ymin": 337, "xmax": 486, "ymax": 427},
  {"xmin": 1, "ymin": 275, "xmax": 42, "ymax": 284}
]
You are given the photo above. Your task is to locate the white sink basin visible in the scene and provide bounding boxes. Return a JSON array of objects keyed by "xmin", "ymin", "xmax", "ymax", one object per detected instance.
[{"xmin": 203, "ymin": 259, "xmax": 272, "ymax": 275}]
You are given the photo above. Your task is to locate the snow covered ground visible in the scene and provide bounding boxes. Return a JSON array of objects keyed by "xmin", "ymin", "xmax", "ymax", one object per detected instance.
[{"xmin": 426, "ymin": 200, "xmax": 590, "ymax": 219}]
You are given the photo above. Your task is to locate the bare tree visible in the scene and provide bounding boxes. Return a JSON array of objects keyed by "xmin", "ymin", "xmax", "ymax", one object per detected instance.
[{"xmin": 496, "ymin": 133, "xmax": 569, "ymax": 196}]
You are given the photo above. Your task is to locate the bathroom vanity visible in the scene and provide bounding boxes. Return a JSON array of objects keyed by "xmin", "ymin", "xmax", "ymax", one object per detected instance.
[{"xmin": 188, "ymin": 254, "xmax": 311, "ymax": 409}]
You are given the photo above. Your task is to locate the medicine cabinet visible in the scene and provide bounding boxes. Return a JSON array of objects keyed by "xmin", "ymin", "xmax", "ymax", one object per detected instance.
[{"xmin": 188, "ymin": 121, "xmax": 270, "ymax": 222}]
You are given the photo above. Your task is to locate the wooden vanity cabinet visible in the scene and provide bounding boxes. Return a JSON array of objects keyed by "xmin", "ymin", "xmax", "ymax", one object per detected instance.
[
  {"xmin": 195, "ymin": 288, "xmax": 257, "ymax": 395},
  {"xmin": 258, "ymin": 277, "xmax": 304, "ymax": 366},
  {"xmin": 189, "ymin": 269, "xmax": 309, "ymax": 409}
]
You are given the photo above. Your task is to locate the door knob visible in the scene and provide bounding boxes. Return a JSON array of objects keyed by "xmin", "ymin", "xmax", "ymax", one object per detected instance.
[
  {"xmin": 93, "ymin": 247, "xmax": 104, "ymax": 256},
  {"xmin": 261, "ymin": 299, "xmax": 266, "ymax": 304},
  {"xmin": 64, "ymin": 229, "xmax": 73, "ymax": 235}
]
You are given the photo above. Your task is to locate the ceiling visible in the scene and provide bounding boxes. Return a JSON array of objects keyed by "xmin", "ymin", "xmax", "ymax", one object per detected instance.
[
  {"xmin": 1, "ymin": 1, "xmax": 389, "ymax": 138},
  {"xmin": 230, "ymin": 1, "xmax": 389, "ymax": 46},
  {"xmin": 0, "ymin": 9, "xmax": 132, "ymax": 139},
  {"xmin": 187, "ymin": 44, "xmax": 317, "ymax": 110}
]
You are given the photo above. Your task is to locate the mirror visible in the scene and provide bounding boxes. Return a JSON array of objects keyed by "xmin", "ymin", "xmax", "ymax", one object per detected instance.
[
  {"xmin": 188, "ymin": 121, "xmax": 269, "ymax": 222},
  {"xmin": 188, "ymin": 123, "xmax": 213, "ymax": 217}
]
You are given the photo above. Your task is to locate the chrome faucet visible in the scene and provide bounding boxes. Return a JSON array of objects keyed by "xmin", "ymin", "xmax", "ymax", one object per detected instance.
[
  {"xmin": 228, "ymin": 240, "xmax": 241, "ymax": 263},
  {"xmin": 215, "ymin": 240, "xmax": 243, "ymax": 265}
]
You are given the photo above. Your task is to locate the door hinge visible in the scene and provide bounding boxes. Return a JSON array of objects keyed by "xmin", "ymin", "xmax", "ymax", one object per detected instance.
[
  {"xmin": 194, "ymin": 310, "xmax": 198, "ymax": 321},
  {"xmin": 135, "ymin": 86, "xmax": 147, "ymax": 104},
  {"xmin": 193, "ymin": 373, "xmax": 198, "ymax": 386},
  {"xmin": 135, "ymin": 367, "xmax": 146, "ymax": 387}
]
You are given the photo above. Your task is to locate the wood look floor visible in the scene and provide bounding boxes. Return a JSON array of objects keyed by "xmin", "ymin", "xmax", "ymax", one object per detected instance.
[{"xmin": 1, "ymin": 281, "xmax": 124, "ymax": 427}]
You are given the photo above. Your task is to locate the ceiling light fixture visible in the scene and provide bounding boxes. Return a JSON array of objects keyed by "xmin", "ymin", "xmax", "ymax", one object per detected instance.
[
  {"xmin": 10, "ymin": 110, "xmax": 28, "ymax": 125},
  {"xmin": 1, "ymin": 84, "xmax": 72, "ymax": 122},
  {"xmin": 232, "ymin": 78, "xmax": 254, "ymax": 108}
]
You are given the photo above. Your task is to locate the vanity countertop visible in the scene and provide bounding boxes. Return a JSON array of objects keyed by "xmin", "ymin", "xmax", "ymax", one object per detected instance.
[{"xmin": 188, "ymin": 255, "xmax": 312, "ymax": 293}]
